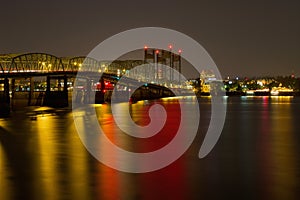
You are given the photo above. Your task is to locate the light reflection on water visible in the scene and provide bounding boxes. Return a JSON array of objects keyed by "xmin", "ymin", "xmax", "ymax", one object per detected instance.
[{"xmin": 1, "ymin": 96, "xmax": 300, "ymax": 199}]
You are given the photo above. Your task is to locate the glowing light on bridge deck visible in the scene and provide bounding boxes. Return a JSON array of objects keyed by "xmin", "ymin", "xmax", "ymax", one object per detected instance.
[
  {"xmin": 169, "ymin": 44, "xmax": 173, "ymax": 49},
  {"xmin": 155, "ymin": 50, "xmax": 159, "ymax": 54},
  {"xmin": 178, "ymin": 49, "xmax": 182, "ymax": 54},
  {"xmin": 144, "ymin": 45, "xmax": 148, "ymax": 49}
]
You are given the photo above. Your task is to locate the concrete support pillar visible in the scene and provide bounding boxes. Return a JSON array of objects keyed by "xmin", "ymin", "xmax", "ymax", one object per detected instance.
[
  {"xmin": 11, "ymin": 79, "xmax": 15, "ymax": 99},
  {"xmin": 64, "ymin": 75, "xmax": 68, "ymax": 92},
  {"xmin": 95, "ymin": 78, "xmax": 105, "ymax": 103},
  {"xmin": 46, "ymin": 76, "xmax": 50, "ymax": 92},
  {"xmin": 100, "ymin": 78, "xmax": 105, "ymax": 93},
  {"xmin": 85, "ymin": 79, "xmax": 92, "ymax": 104},
  {"xmin": 0, "ymin": 78, "xmax": 10, "ymax": 115},
  {"xmin": 58, "ymin": 78, "xmax": 62, "ymax": 91},
  {"xmin": 10, "ymin": 79, "xmax": 15, "ymax": 111},
  {"xmin": 28, "ymin": 77, "xmax": 34, "ymax": 106},
  {"xmin": 4, "ymin": 78, "xmax": 10, "ymax": 104}
]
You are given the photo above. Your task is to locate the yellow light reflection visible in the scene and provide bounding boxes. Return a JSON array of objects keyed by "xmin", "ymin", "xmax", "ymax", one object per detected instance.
[
  {"xmin": 36, "ymin": 116, "xmax": 59, "ymax": 199},
  {"xmin": 36, "ymin": 114, "xmax": 92, "ymax": 199},
  {"xmin": 66, "ymin": 116, "xmax": 91, "ymax": 199},
  {"xmin": 269, "ymin": 101, "xmax": 297, "ymax": 199},
  {"xmin": 0, "ymin": 127, "xmax": 13, "ymax": 200}
]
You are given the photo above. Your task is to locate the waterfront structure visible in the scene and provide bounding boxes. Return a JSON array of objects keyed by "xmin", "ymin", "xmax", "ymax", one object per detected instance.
[
  {"xmin": 143, "ymin": 46, "xmax": 182, "ymax": 86},
  {"xmin": 199, "ymin": 70, "xmax": 218, "ymax": 94},
  {"xmin": 0, "ymin": 50, "xmax": 187, "ymax": 113}
]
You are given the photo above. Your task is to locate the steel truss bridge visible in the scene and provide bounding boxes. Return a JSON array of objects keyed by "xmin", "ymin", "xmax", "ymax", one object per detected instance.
[
  {"xmin": 0, "ymin": 53, "xmax": 191, "ymax": 114},
  {"xmin": 0, "ymin": 53, "xmax": 144, "ymax": 77}
]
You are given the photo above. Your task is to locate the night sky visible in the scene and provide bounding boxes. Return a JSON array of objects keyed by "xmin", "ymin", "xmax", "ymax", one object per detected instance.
[{"xmin": 1, "ymin": 0, "xmax": 299, "ymax": 78}]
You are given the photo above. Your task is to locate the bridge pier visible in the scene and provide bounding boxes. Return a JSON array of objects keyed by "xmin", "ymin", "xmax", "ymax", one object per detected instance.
[
  {"xmin": 43, "ymin": 75, "xmax": 68, "ymax": 108},
  {"xmin": 73, "ymin": 77, "xmax": 105, "ymax": 104},
  {"xmin": 95, "ymin": 78, "xmax": 105, "ymax": 104},
  {"xmin": 84, "ymin": 79, "xmax": 92, "ymax": 104},
  {"xmin": 0, "ymin": 78, "xmax": 10, "ymax": 116},
  {"xmin": 28, "ymin": 77, "xmax": 34, "ymax": 106},
  {"xmin": 11, "ymin": 79, "xmax": 15, "ymax": 99}
]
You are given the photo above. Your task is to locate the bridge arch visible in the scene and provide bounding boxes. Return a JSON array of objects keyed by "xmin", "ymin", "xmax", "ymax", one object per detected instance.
[
  {"xmin": 10, "ymin": 53, "xmax": 64, "ymax": 72},
  {"xmin": 0, "ymin": 54, "xmax": 15, "ymax": 73},
  {"xmin": 68, "ymin": 56, "xmax": 104, "ymax": 72}
]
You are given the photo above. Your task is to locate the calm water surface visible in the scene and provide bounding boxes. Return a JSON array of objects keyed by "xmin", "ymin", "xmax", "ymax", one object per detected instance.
[{"xmin": 1, "ymin": 96, "xmax": 300, "ymax": 200}]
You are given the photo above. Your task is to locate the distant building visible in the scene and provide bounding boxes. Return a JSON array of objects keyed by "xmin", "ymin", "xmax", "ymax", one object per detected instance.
[{"xmin": 200, "ymin": 69, "xmax": 217, "ymax": 93}]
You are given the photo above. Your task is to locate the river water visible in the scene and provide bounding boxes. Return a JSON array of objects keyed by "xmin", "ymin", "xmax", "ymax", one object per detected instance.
[{"xmin": 1, "ymin": 96, "xmax": 300, "ymax": 200}]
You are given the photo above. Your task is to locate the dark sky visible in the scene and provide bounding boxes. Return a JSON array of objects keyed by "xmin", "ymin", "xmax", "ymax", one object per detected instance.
[{"xmin": 1, "ymin": 0, "xmax": 299, "ymax": 78}]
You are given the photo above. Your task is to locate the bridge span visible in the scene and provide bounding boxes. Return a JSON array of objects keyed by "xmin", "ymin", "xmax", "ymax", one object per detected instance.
[{"xmin": 0, "ymin": 52, "xmax": 192, "ymax": 115}]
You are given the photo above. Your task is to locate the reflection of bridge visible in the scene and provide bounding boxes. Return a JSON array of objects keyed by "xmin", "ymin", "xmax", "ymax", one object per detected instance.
[{"xmin": 0, "ymin": 52, "xmax": 189, "ymax": 115}]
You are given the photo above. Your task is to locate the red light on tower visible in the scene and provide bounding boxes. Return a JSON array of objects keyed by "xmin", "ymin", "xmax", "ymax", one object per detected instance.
[{"xmin": 155, "ymin": 50, "xmax": 159, "ymax": 54}]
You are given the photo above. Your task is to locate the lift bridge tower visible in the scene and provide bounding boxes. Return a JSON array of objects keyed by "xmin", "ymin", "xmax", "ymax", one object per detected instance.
[{"xmin": 143, "ymin": 45, "xmax": 182, "ymax": 86}]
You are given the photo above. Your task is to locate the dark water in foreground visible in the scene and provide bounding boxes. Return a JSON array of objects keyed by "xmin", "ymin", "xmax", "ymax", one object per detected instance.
[{"xmin": 1, "ymin": 96, "xmax": 300, "ymax": 200}]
